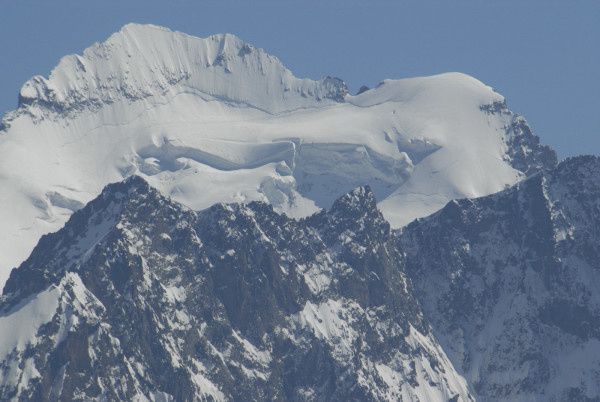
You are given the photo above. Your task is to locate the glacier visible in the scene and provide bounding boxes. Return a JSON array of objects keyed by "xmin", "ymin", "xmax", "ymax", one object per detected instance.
[{"xmin": 0, "ymin": 23, "xmax": 555, "ymax": 288}]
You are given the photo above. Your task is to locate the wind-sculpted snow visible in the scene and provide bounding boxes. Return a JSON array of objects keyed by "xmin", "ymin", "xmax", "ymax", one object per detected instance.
[
  {"xmin": 0, "ymin": 23, "xmax": 555, "ymax": 288},
  {"xmin": 135, "ymin": 138, "xmax": 297, "ymax": 173},
  {"xmin": 11, "ymin": 24, "xmax": 348, "ymax": 117},
  {"xmin": 0, "ymin": 177, "xmax": 472, "ymax": 401}
]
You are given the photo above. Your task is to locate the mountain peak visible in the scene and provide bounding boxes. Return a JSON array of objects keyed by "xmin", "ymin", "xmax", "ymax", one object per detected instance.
[
  {"xmin": 12, "ymin": 23, "xmax": 347, "ymax": 119},
  {"xmin": 0, "ymin": 24, "xmax": 554, "ymax": 288},
  {"xmin": 1, "ymin": 175, "xmax": 172, "ymax": 301},
  {"xmin": 314, "ymin": 185, "xmax": 390, "ymax": 244},
  {"xmin": 330, "ymin": 185, "xmax": 378, "ymax": 215},
  {"xmin": 117, "ymin": 22, "xmax": 172, "ymax": 35},
  {"xmin": 101, "ymin": 174, "xmax": 151, "ymax": 197},
  {"xmin": 0, "ymin": 173, "xmax": 472, "ymax": 401},
  {"xmin": 118, "ymin": 23, "xmax": 241, "ymax": 42},
  {"xmin": 115, "ymin": 23, "xmax": 248, "ymax": 55}
]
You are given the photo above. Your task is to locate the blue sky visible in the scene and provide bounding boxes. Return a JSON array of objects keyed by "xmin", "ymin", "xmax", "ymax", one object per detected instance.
[{"xmin": 1, "ymin": 0, "xmax": 598, "ymax": 158}]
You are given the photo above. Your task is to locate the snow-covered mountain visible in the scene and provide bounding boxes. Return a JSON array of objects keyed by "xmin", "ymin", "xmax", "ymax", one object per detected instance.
[
  {"xmin": 0, "ymin": 177, "xmax": 472, "ymax": 401},
  {"xmin": 2, "ymin": 155, "xmax": 600, "ymax": 401},
  {"xmin": 0, "ymin": 23, "xmax": 555, "ymax": 287},
  {"xmin": 399, "ymin": 155, "xmax": 600, "ymax": 401}
]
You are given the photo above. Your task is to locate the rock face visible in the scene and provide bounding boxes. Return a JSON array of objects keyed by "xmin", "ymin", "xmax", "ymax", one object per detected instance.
[
  {"xmin": 0, "ymin": 177, "xmax": 471, "ymax": 401},
  {"xmin": 0, "ymin": 23, "xmax": 556, "ymax": 286},
  {"xmin": 399, "ymin": 155, "xmax": 600, "ymax": 401},
  {"xmin": 481, "ymin": 100, "xmax": 557, "ymax": 176},
  {"xmin": 2, "ymin": 156, "xmax": 600, "ymax": 401}
]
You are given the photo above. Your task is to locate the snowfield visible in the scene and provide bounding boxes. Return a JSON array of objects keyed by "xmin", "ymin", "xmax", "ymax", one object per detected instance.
[{"xmin": 0, "ymin": 23, "xmax": 553, "ymax": 288}]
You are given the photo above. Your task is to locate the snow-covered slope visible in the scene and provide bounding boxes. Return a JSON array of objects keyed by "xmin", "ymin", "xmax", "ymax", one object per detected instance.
[{"xmin": 0, "ymin": 23, "xmax": 555, "ymax": 287}]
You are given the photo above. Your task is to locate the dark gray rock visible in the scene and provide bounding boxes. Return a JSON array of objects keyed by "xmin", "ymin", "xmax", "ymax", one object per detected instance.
[
  {"xmin": 0, "ymin": 177, "xmax": 470, "ymax": 401},
  {"xmin": 356, "ymin": 85, "xmax": 370, "ymax": 95},
  {"xmin": 481, "ymin": 100, "xmax": 557, "ymax": 176},
  {"xmin": 4, "ymin": 155, "xmax": 600, "ymax": 401},
  {"xmin": 398, "ymin": 155, "xmax": 600, "ymax": 401}
]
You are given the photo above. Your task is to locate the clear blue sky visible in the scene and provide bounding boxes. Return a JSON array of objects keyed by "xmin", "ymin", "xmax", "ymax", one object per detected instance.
[{"xmin": 1, "ymin": 0, "xmax": 598, "ymax": 158}]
